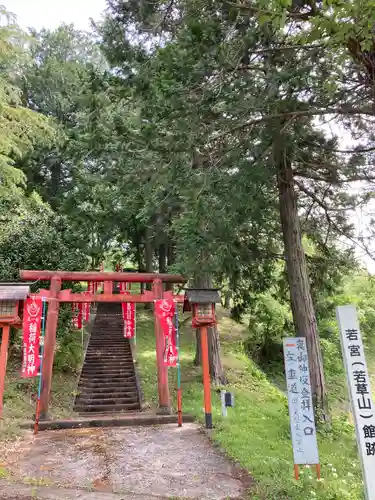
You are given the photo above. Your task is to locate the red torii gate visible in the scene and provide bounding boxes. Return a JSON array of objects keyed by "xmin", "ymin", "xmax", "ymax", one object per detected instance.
[{"xmin": 20, "ymin": 270, "xmax": 185, "ymax": 419}]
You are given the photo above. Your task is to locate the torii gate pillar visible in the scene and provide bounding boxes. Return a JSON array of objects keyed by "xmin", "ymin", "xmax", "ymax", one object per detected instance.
[
  {"xmin": 153, "ymin": 278, "xmax": 170, "ymax": 412},
  {"xmin": 39, "ymin": 276, "xmax": 61, "ymax": 420}
]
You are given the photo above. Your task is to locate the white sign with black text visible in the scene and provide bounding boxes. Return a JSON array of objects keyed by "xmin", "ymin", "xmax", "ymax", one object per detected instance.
[
  {"xmin": 337, "ymin": 305, "xmax": 375, "ymax": 500},
  {"xmin": 283, "ymin": 337, "xmax": 319, "ymax": 465}
]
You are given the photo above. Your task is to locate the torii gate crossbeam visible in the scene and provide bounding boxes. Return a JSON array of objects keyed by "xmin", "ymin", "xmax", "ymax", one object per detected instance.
[{"xmin": 20, "ymin": 270, "xmax": 186, "ymax": 420}]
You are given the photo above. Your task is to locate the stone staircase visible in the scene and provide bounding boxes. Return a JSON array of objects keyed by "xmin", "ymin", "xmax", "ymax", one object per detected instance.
[{"xmin": 74, "ymin": 302, "xmax": 141, "ymax": 414}]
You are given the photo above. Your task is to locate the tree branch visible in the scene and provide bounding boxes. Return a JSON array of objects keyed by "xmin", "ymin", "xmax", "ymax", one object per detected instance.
[
  {"xmin": 294, "ymin": 170, "xmax": 375, "ymax": 184},
  {"xmin": 210, "ymin": 106, "xmax": 375, "ymax": 143}
]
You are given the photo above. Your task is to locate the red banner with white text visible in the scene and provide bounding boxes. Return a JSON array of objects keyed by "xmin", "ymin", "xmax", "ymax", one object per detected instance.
[
  {"xmin": 155, "ymin": 299, "xmax": 177, "ymax": 367},
  {"xmin": 21, "ymin": 297, "xmax": 43, "ymax": 378},
  {"xmin": 120, "ymin": 283, "xmax": 135, "ymax": 338},
  {"xmin": 124, "ymin": 302, "xmax": 135, "ymax": 339},
  {"xmin": 72, "ymin": 303, "xmax": 83, "ymax": 329},
  {"xmin": 83, "ymin": 289, "xmax": 90, "ymax": 322}
]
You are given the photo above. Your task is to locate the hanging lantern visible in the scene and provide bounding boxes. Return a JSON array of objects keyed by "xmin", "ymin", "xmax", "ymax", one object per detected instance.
[{"xmin": 183, "ymin": 288, "xmax": 221, "ymax": 327}]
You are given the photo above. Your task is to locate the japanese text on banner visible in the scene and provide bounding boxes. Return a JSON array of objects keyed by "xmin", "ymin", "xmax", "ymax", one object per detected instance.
[
  {"xmin": 21, "ymin": 297, "xmax": 43, "ymax": 378},
  {"xmin": 120, "ymin": 283, "xmax": 135, "ymax": 338},
  {"xmin": 155, "ymin": 299, "xmax": 178, "ymax": 367},
  {"xmin": 283, "ymin": 337, "xmax": 319, "ymax": 465},
  {"xmin": 337, "ymin": 305, "xmax": 375, "ymax": 499}
]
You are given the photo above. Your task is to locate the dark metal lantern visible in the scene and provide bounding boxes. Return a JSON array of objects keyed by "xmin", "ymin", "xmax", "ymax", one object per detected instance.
[
  {"xmin": 0, "ymin": 283, "xmax": 31, "ymax": 325},
  {"xmin": 183, "ymin": 288, "xmax": 221, "ymax": 327}
]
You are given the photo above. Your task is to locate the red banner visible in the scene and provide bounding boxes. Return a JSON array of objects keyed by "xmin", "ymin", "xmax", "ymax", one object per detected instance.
[
  {"xmin": 124, "ymin": 303, "xmax": 135, "ymax": 339},
  {"xmin": 72, "ymin": 303, "xmax": 78, "ymax": 328},
  {"xmin": 72, "ymin": 303, "xmax": 83, "ymax": 329},
  {"xmin": 77, "ymin": 303, "xmax": 83, "ymax": 329},
  {"xmin": 21, "ymin": 297, "xmax": 43, "ymax": 378},
  {"xmin": 83, "ymin": 290, "xmax": 90, "ymax": 322},
  {"xmin": 155, "ymin": 299, "xmax": 177, "ymax": 367},
  {"xmin": 120, "ymin": 283, "xmax": 135, "ymax": 338}
]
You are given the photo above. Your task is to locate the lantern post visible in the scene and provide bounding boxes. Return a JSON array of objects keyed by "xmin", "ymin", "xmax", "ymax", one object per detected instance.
[
  {"xmin": 183, "ymin": 288, "xmax": 221, "ymax": 429},
  {"xmin": 0, "ymin": 283, "xmax": 31, "ymax": 418}
]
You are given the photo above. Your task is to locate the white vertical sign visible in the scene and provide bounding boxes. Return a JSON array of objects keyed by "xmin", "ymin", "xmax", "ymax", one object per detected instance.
[
  {"xmin": 283, "ymin": 337, "xmax": 319, "ymax": 465},
  {"xmin": 337, "ymin": 305, "xmax": 375, "ymax": 500}
]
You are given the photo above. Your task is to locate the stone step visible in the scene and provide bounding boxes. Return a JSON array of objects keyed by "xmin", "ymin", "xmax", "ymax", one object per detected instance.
[
  {"xmin": 78, "ymin": 382, "xmax": 137, "ymax": 391},
  {"xmin": 85, "ymin": 352, "xmax": 132, "ymax": 356},
  {"xmin": 75, "ymin": 402, "xmax": 140, "ymax": 413},
  {"xmin": 81, "ymin": 370, "xmax": 135, "ymax": 377},
  {"xmin": 83, "ymin": 361, "xmax": 134, "ymax": 366},
  {"xmin": 78, "ymin": 390, "xmax": 138, "ymax": 399},
  {"xmin": 82, "ymin": 363, "xmax": 134, "ymax": 369},
  {"xmin": 87, "ymin": 342, "xmax": 130, "ymax": 345},
  {"xmin": 78, "ymin": 385, "xmax": 137, "ymax": 394},
  {"xmin": 86, "ymin": 350, "xmax": 131, "ymax": 354},
  {"xmin": 79, "ymin": 376, "xmax": 136, "ymax": 384},
  {"xmin": 86, "ymin": 349, "xmax": 131, "ymax": 353},
  {"xmin": 83, "ymin": 360, "xmax": 134, "ymax": 366},
  {"xmin": 76, "ymin": 396, "xmax": 138, "ymax": 405},
  {"xmin": 81, "ymin": 369, "xmax": 135, "ymax": 375}
]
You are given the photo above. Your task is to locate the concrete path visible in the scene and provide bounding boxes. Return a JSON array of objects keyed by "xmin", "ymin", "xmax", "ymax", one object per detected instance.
[{"xmin": 0, "ymin": 424, "xmax": 249, "ymax": 499}]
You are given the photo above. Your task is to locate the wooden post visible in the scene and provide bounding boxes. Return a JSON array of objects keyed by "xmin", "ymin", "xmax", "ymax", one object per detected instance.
[
  {"xmin": 0, "ymin": 324, "xmax": 10, "ymax": 419},
  {"xmin": 153, "ymin": 278, "xmax": 170, "ymax": 412},
  {"xmin": 201, "ymin": 325, "xmax": 212, "ymax": 429},
  {"xmin": 39, "ymin": 276, "xmax": 61, "ymax": 420}
]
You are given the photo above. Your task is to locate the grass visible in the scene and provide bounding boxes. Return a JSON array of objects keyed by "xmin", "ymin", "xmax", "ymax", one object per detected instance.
[
  {"xmin": 1, "ymin": 328, "xmax": 90, "ymax": 441},
  {"xmin": 135, "ymin": 308, "xmax": 365, "ymax": 500}
]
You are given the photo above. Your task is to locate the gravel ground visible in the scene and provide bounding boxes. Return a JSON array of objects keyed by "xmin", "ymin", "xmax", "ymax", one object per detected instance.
[{"xmin": 0, "ymin": 423, "xmax": 249, "ymax": 499}]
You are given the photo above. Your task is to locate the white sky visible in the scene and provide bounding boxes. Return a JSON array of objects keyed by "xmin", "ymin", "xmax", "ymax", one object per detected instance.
[{"xmin": 5, "ymin": 0, "xmax": 106, "ymax": 31}]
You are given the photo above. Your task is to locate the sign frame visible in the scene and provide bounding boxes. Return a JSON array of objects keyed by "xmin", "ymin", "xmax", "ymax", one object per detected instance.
[
  {"xmin": 337, "ymin": 305, "xmax": 375, "ymax": 500},
  {"xmin": 283, "ymin": 337, "xmax": 320, "ymax": 478}
]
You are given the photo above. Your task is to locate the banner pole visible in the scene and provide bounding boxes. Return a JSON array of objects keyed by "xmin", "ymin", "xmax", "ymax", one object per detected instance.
[
  {"xmin": 34, "ymin": 298, "xmax": 47, "ymax": 435},
  {"xmin": 176, "ymin": 304, "xmax": 182, "ymax": 427}
]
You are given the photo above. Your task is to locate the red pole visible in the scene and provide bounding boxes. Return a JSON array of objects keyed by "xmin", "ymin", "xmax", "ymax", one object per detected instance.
[
  {"xmin": 153, "ymin": 279, "xmax": 170, "ymax": 412},
  {"xmin": 177, "ymin": 389, "xmax": 183, "ymax": 427},
  {"xmin": 39, "ymin": 276, "xmax": 61, "ymax": 420},
  {"xmin": 294, "ymin": 464, "xmax": 299, "ymax": 480},
  {"xmin": 316, "ymin": 464, "xmax": 321, "ymax": 480},
  {"xmin": 200, "ymin": 325, "xmax": 212, "ymax": 429},
  {"xmin": 0, "ymin": 324, "xmax": 10, "ymax": 419}
]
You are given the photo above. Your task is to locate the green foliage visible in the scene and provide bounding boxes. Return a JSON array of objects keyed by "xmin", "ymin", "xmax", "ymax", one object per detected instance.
[
  {"xmin": 0, "ymin": 8, "xmax": 54, "ymax": 198},
  {"xmin": 0, "ymin": 194, "xmax": 86, "ymax": 280}
]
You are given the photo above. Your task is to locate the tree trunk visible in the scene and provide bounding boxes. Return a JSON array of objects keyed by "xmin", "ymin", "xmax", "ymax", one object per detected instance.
[
  {"xmin": 193, "ymin": 274, "xmax": 227, "ymax": 385},
  {"xmin": 135, "ymin": 238, "xmax": 145, "ymax": 294},
  {"xmin": 144, "ymin": 227, "xmax": 154, "ymax": 309},
  {"xmin": 158, "ymin": 243, "xmax": 167, "ymax": 273},
  {"xmin": 194, "ymin": 329, "xmax": 201, "ymax": 366},
  {"xmin": 165, "ymin": 242, "xmax": 175, "ymax": 291},
  {"xmin": 223, "ymin": 291, "xmax": 231, "ymax": 309},
  {"xmin": 274, "ymin": 138, "xmax": 328, "ymax": 419}
]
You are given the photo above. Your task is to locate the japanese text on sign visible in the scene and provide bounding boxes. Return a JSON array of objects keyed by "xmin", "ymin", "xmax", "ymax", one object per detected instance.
[
  {"xmin": 337, "ymin": 305, "xmax": 375, "ymax": 499},
  {"xmin": 283, "ymin": 337, "xmax": 319, "ymax": 465},
  {"xmin": 21, "ymin": 297, "xmax": 43, "ymax": 378}
]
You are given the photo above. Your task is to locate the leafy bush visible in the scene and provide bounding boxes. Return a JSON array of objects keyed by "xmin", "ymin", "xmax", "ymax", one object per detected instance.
[{"xmin": 0, "ymin": 193, "xmax": 87, "ymax": 281}]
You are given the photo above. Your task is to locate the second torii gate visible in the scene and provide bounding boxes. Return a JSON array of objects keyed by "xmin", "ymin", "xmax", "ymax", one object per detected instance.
[{"xmin": 20, "ymin": 270, "xmax": 185, "ymax": 420}]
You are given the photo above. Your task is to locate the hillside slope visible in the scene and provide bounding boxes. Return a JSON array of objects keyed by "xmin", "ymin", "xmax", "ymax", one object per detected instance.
[{"xmin": 136, "ymin": 309, "xmax": 363, "ymax": 500}]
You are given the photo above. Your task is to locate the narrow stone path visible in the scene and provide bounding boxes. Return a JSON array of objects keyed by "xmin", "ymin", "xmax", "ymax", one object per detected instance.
[{"xmin": 0, "ymin": 424, "xmax": 249, "ymax": 499}]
